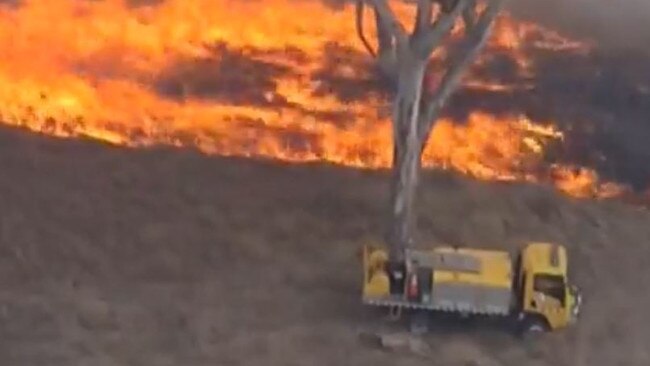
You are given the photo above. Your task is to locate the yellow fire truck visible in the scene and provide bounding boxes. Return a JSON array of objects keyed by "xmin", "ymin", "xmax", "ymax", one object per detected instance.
[{"xmin": 361, "ymin": 242, "xmax": 582, "ymax": 335}]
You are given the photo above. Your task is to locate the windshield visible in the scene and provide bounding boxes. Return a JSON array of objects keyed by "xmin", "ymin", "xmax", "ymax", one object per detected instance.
[{"xmin": 533, "ymin": 273, "xmax": 566, "ymax": 306}]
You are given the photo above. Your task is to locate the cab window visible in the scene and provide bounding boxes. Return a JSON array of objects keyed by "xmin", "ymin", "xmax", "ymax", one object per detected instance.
[{"xmin": 533, "ymin": 274, "xmax": 565, "ymax": 306}]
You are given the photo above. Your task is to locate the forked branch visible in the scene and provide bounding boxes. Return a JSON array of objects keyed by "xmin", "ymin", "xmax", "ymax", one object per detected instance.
[
  {"xmin": 355, "ymin": 0, "xmax": 408, "ymax": 82},
  {"xmin": 418, "ymin": 0, "xmax": 505, "ymax": 148},
  {"xmin": 462, "ymin": 0, "xmax": 478, "ymax": 32},
  {"xmin": 366, "ymin": 0, "xmax": 409, "ymax": 43},
  {"xmin": 411, "ymin": 0, "xmax": 470, "ymax": 59}
]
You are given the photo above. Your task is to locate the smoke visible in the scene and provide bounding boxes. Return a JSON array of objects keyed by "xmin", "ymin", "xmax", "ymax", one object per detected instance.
[{"xmin": 508, "ymin": 0, "xmax": 650, "ymax": 53}]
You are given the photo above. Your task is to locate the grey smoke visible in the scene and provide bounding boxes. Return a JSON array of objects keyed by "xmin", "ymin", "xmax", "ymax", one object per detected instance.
[{"xmin": 508, "ymin": 0, "xmax": 650, "ymax": 53}]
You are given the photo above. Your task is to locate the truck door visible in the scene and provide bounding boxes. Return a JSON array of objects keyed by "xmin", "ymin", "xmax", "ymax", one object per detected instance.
[{"xmin": 530, "ymin": 273, "xmax": 567, "ymax": 329}]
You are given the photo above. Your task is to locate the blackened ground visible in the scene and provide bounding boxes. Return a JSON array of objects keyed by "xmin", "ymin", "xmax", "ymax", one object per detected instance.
[{"xmin": 0, "ymin": 125, "xmax": 649, "ymax": 365}]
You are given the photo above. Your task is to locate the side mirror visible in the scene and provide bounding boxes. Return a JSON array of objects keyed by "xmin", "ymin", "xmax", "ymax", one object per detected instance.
[{"xmin": 569, "ymin": 285, "xmax": 580, "ymax": 296}]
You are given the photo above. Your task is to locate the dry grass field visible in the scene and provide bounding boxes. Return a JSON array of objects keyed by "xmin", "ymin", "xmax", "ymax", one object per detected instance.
[{"xmin": 0, "ymin": 125, "xmax": 649, "ymax": 365}]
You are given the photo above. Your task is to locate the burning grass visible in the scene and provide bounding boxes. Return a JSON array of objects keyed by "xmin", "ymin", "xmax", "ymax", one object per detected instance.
[{"xmin": 0, "ymin": 0, "xmax": 644, "ymax": 203}]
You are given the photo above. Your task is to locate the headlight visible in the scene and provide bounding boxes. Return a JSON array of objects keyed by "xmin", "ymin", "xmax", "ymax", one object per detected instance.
[{"xmin": 572, "ymin": 291, "xmax": 582, "ymax": 318}]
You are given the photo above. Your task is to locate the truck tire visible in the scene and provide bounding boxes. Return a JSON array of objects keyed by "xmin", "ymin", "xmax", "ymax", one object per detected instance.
[
  {"xmin": 518, "ymin": 315, "xmax": 549, "ymax": 339},
  {"xmin": 409, "ymin": 310, "xmax": 429, "ymax": 335}
]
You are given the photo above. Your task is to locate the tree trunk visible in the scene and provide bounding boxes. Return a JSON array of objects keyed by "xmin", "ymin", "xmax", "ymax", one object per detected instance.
[{"xmin": 387, "ymin": 51, "xmax": 428, "ymax": 262}]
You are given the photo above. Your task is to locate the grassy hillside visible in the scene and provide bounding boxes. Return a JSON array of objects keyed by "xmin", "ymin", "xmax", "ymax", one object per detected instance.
[{"xmin": 0, "ymin": 125, "xmax": 649, "ymax": 366}]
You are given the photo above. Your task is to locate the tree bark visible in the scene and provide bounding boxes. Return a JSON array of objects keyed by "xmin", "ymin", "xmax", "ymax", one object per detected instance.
[{"xmin": 388, "ymin": 52, "xmax": 428, "ymax": 261}]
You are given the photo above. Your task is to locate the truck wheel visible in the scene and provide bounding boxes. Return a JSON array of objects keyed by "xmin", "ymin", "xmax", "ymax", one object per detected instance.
[
  {"xmin": 387, "ymin": 305, "xmax": 402, "ymax": 321},
  {"xmin": 519, "ymin": 316, "xmax": 548, "ymax": 339},
  {"xmin": 409, "ymin": 310, "xmax": 429, "ymax": 335}
]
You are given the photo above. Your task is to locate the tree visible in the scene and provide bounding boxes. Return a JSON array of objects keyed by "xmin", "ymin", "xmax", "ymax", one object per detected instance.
[{"xmin": 355, "ymin": 0, "xmax": 505, "ymax": 264}]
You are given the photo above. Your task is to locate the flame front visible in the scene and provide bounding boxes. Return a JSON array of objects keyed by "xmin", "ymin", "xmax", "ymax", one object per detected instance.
[{"xmin": 0, "ymin": 0, "xmax": 625, "ymax": 199}]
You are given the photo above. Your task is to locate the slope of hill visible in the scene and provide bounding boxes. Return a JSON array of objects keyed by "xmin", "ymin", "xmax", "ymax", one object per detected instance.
[{"xmin": 0, "ymin": 125, "xmax": 649, "ymax": 366}]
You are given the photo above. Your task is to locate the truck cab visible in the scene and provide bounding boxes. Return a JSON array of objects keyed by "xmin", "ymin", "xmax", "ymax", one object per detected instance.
[{"xmin": 516, "ymin": 242, "xmax": 582, "ymax": 332}]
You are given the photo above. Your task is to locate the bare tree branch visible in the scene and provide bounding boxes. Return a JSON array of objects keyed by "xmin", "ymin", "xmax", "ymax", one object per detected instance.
[
  {"xmin": 410, "ymin": 0, "xmax": 469, "ymax": 59},
  {"xmin": 438, "ymin": 0, "xmax": 461, "ymax": 13},
  {"xmin": 414, "ymin": 0, "xmax": 433, "ymax": 36},
  {"xmin": 417, "ymin": 0, "xmax": 505, "ymax": 148},
  {"xmin": 354, "ymin": 1, "xmax": 399, "ymax": 82},
  {"xmin": 374, "ymin": 2, "xmax": 396, "ymax": 53},
  {"xmin": 360, "ymin": 0, "xmax": 413, "ymax": 84},
  {"xmin": 355, "ymin": 1, "xmax": 377, "ymax": 57},
  {"xmin": 366, "ymin": 0, "xmax": 409, "ymax": 43},
  {"xmin": 462, "ymin": 0, "xmax": 478, "ymax": 33}
]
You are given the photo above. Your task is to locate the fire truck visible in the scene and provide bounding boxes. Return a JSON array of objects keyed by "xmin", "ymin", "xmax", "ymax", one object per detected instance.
[{"xmin": 361, "ymin": 242, "xmax": 582, "ymax": 335}]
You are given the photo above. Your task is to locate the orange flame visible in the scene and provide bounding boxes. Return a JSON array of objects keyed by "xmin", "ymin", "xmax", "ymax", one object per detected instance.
[{"xmin": 0, "ymin": 0, "xmax": 626, "ymax": 200}]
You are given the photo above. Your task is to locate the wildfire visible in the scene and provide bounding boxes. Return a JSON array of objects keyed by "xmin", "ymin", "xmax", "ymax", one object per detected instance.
[{"xmin": 0, "ymin": 0, "xmax": 626, "ymax": 199}]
